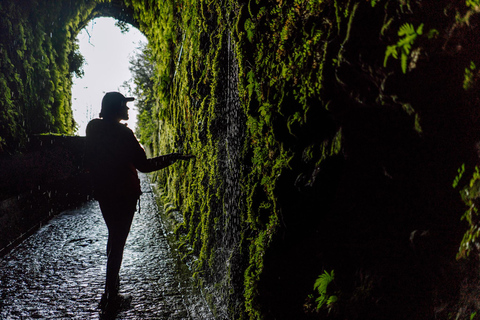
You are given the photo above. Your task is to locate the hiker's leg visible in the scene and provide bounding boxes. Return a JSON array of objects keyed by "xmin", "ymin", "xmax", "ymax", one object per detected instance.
[{"xmin": 99, "ymin": 197, "xmax": 137, "ymax": 295}]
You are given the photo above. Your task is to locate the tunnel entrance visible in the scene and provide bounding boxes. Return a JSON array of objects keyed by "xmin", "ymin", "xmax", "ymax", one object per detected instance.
[{"xmin": 72, "ymin": 17, "xmax": 147, "ymax": 136}]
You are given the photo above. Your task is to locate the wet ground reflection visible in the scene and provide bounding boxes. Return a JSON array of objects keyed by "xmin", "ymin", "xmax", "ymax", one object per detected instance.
[{"xmin": 0, "ymin": 173, "xmax": 214, "ymax": 319}]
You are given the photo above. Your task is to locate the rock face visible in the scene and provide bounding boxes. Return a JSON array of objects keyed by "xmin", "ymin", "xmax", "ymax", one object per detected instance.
[{"xmin": 2, "ymin": 0, "xmax": 480, "ymax": 319}]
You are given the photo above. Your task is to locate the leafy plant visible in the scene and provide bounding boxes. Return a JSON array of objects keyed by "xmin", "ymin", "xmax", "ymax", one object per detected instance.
[
  {"xmin": 68, "ymin": 42, "xmax": 85, "ymax": 78},
  {"xmin": 453, "ymin": 163, "xmax": 466, "ymax": 188},
  {"xmin": 313, "ymin": 270, "xmax": 338, "ymax": 311},
  {"xmin": 456, "ymin": 166, "xmax": 480, "ymax": 259},
  {"xmin": 384, "ymin": 23, "xmax": 424, "ymax": 73},
  {"xmin": 128, "ymin": 41, "xmax": 156, "ymax": 148},
  {"xmin": 463, "ymin": 61, "xmax": 477, "ymax": 91},
  {"xmin": 115, "ymin": 20, "xmax": 130, "ymax": 33},
  {"xmin": 466, "ymin": 0, "xmax": 480, "ymax": 11}
]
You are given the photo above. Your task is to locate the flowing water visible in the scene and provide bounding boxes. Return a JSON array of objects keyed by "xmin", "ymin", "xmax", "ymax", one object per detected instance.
[{"xmin": 203, "ymin": 30, "xmax": 246, "ymax": 317}]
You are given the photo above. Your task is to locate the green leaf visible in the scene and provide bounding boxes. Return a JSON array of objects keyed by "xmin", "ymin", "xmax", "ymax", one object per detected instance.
[
  {"xmin": 427, "ymin": 29, "xmax": 439, "ymax": 39},
  {"xmin": 314, "ymin": 270, "xmax": 334, "ymax": 293},
  {"xmin": 315, "ymin": 298, "xmax": 325, "ymax": 309},
  {"xmin": 416, "ymin": 23, "xmax": 424, "ymax": 35},
  {"xmin": 384, "ymin": 45, "xmax": 398, "ymax": 67},
  {"xmin": 401, "ymin": 53, "xmax": 408, "ymax": 73},
  {"xmin": 397, "ymin": 34, "xmax": 416, "ymax": 50},
  {"xmin": 398, "ymin": 23, "xmax": 414, "ymax": 36},
  {"xmin": 402, "ymin": 43, "xmax": 412, "ymax": 55},
  {"xmin": 245, "ymin": 18, "xmax": 255, "ymax": 42},
  {"xmin": 327, "ymin": 295, "xmax": 338, "ymax": 305},
  {"xmin": 453, "ymin": 164, "xmax": 466, "ymax": 188}
]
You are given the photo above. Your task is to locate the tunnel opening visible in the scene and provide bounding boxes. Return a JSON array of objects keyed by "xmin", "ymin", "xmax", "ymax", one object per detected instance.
[{"xmin": 71, "ymin": 17, "xmax": 147, "ymax": 136}]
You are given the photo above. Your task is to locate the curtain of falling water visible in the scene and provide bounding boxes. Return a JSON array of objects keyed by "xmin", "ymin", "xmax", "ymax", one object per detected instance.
[
  {"xmin": 205, "ymin": 30, "xmax": 246, "ymax": 317},
  {"xmin": 223, "ymin": 33, "xmax": 244, "ymax": 249}
]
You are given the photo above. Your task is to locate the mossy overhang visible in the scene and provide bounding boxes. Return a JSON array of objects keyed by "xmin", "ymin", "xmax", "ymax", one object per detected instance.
[{"xmin": 76, "ymin": 0, "xmax": 140, "ymax": 35}]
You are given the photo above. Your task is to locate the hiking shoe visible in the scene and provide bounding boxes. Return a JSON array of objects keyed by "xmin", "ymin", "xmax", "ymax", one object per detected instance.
[{"xmin": 99, "ymin": 292, "xmax": 132, "ymax": 311}]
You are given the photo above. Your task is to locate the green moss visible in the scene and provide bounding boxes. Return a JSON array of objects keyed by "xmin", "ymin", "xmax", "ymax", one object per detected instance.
[
  {"xmin": 0, "ymin": 0, "xmax": 104, "ymax": 152},
  {"xmin": 136, "ymin": 0, "xmax": 350, "ymax": 316}
]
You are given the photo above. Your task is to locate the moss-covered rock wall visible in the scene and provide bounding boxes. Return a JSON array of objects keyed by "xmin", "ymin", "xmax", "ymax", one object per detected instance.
[
  {"xmin": 136, "ymin": 0, "xmax": 480, "ymax": 318},
  {"xmin": 2, "ymin": 0, "xmax": 480, "ymax": 319}
]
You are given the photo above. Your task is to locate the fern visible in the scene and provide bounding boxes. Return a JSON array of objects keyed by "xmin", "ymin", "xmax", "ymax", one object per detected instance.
[
  {"xmin": 313, "ymin": 270, "xmax": 337, "ymax": 310},
  {"xmin": 314, "ymin": 270, "xmax": 334, "ymax": 293},
  {"xmin": 384, "ymin": 23, "xmax": 424, "ymax": 73},
  {"xmin": 384, "ymin": 45, "xmax": 398, "ymax": 66}
]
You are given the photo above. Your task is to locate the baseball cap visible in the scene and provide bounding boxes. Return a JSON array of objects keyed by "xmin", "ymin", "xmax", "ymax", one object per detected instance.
[{"xmin": 99, "ymin": 92, "xmax": 135, "ymax": 118}]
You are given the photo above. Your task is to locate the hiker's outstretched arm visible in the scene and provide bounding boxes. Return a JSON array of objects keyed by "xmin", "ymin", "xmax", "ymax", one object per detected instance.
[{"xmin": 135, "ymin": 152, "xmax": 195, "ymax": 173}]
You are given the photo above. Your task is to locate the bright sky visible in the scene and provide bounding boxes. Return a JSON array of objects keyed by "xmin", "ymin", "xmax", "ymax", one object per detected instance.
[{"xmin": 72, "ymin": 17, "xmax": 147, "ymax": 136}]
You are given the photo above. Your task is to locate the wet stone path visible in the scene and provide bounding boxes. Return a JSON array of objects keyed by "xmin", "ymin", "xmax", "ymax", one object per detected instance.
[{"xmin": 0, "ymin": 173, "xmax": 214, "ymax": 319}]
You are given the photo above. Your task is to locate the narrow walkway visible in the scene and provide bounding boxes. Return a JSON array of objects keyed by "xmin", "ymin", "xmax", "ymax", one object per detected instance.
[{"xmin": 0, "ymin": 173, "xmax": 214, "ymax": 319}]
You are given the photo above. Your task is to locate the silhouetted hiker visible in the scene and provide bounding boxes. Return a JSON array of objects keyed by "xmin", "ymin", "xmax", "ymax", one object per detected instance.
[{"xmin": 84, "ymin": 91, "xmax": 194, "ymax": 310}]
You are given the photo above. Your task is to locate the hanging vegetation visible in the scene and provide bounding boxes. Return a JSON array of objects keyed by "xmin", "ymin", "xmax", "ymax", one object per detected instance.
[{"xmin": 0, "ymin": 0, "xmax": 82, "ymax": 152}]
